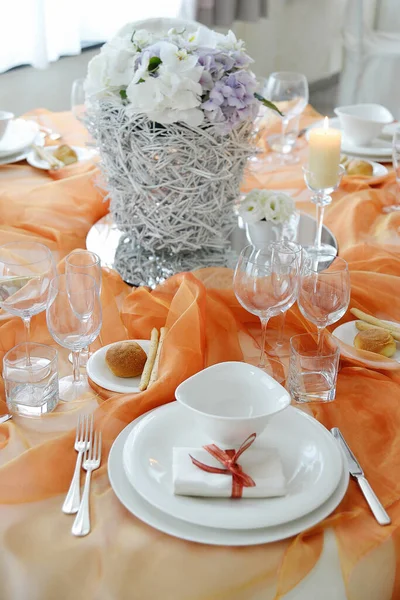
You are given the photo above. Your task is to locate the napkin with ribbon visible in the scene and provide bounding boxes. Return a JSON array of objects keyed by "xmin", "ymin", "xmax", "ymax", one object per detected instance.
[{"xmin": 173, "ymin": 440, "xmax": 287, "ymax": 498}]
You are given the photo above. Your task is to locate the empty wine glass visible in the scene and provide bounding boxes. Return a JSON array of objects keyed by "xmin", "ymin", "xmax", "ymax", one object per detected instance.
[
  {"xmin": 46, "ymin": 273, "xmax": 102, "ymax": 401},
  {"xmin": 233, "ymin": 242, "xmax": 300, "ymax": 370},
  {"xmin": 298, "ymin": 256, "xmax": 350, "ymax": 346},
  {"xmin": 0, "ymin": 241, "xmax": 56, "ymax": 359},
  {"xmin": 384, "ymin": 127, "xmax": 400, "ymax": 213},
  {"xmin": 71, "ymin": 78, "xmax": 86, "ymax": 124},
  {"xmin": 266, "ymin": 72, "xmax": 309, "ymax": 164},
  {"xmin": 65, "ymin": 250, "xmax": 101, "ymax": 367}
]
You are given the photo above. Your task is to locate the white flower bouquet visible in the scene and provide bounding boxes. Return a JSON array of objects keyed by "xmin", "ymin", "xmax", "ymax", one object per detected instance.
[
  {"xmin": 238, "ymin": 190, "xmax": 296, "ymax": 224},
  {"xmin": 84, "ymin": 19, "xmax": 280, "ymax": 285}
]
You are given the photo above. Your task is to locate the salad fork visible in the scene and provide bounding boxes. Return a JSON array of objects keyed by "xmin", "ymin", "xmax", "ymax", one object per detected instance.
[
  {"xmin": 72, "ymin": 427, "xmax": 102, "ymax": 537},
  {"xmin": 62, "ymin": 414, "xmax": 92, "ymax": 514}
]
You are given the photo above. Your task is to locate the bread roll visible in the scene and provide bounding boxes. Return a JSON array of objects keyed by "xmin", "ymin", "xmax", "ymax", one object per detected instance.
[
  {"xmin": 53, "ymin": 144, "xmax": 78, "ymax": 166},
  {"xmin": 346, "ymin": 159, "xmax": 373, "ymax": 176},
  {"xmin": 354, "ymin": 328, "xmax": 396, "ymax": 357},
  {"xmin": 351, "ymin": 308, "xmax": 400, "ymax": 341},
  {"xmin": 105, "ymin": 341, "xmax": 147, "ymax": 378}
]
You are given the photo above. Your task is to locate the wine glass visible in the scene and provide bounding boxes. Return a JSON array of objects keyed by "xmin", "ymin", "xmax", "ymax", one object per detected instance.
[
  {"xmin": 233, "ymin": 242, "xmax": 300, "ymax": 370},
  {"xmin": 71, "ymin": 78, "xmax": 86, "ymax": 124},
  {"xmin": 298, "ymin": 256, "xmax": 350, "ymax": 346},
  {"xmin": 46, "ymin": 273, "xmax": 102, "ymax": 401},
  {"xmin": 384, "ymin": 127, "xmax": 400, "ymax": 213},
  {"xmin": 0, "ymin": 241, "xmax": 56, "ymax": 358},
  {"xmin": 65, "ymin": 250, "xmax": 101, "ymax": 367},
  {"xmin": 265, "ymin": 72, "xmax": 309, "ymax": 164}
]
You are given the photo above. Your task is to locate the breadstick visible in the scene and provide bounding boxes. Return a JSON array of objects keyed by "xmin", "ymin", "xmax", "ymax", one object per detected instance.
[
  {"xmin": 148, "ymin": 327, "xmax": 168, "ymax": 388},
  {"xmin": 355, "ymin": 320, "xmax": 400, "ymax": 342},
  {"xmin": 139, "ymin": 328, "xmax": 159, "ymax": 391},
  {"xmin": 350, "ymin": 308, "xmax": 400, "ymax": 338}
]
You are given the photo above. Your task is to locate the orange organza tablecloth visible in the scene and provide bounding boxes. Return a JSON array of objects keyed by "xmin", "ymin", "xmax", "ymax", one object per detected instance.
[{"xmin": 0, "ymin": 108, "xmax": 400, "ymax": 600}]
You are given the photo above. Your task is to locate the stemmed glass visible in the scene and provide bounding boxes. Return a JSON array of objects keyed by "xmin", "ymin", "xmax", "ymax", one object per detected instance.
[
  {"xmin": 71, "ymin": 78, "xmax": 86, "ymax": 124},
  {"xmin": 65, "ymin": 250, "xmax": 101, "ymax": 367},
  {"xmin": 298, "ymin": 256, "xmax": 350, "ymax": 347},
  {"xmin": 265, "ymin": 72, "xmax": 309, "ymax": 164},
  {"xmin": 384, "ymin": 127, "xmax": 400, "ymax": 213},
  {"xmin": 0, "ymin": 241, "xmax": 56, "ymax": 358},
  {"xmin": 233, "ymin": 242, "xmax": 300, "ymax": 370},
  {"xmin": 303, "ymin": 164, "xmax": 345, "ymax": 261},
  {"xmin": 46, "ymin": 273, "xmax": 102, "ymax": 401}
]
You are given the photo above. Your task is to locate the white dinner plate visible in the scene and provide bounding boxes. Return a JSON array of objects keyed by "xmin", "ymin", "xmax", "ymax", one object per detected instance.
[
  {"xmin": 306, "ymin": 118, "xmax": 393, "ymax": 159},
  {"xmin": 122, "ymin": 402, "xmax": 343, "ymax": 530},
  {"xmin": 109, "ymin": 413, "xmax": 349, "ymax": 546},
  {"xmin": 86, "ymin": 339, "xmax": 150, "ymax": 393},
  {"xmin": 0, "ymin": 134, "xmax": 44, "ymax": 166},
  {"xmin": 0, "ymin": 119, "xmax": 39, "ymax": 156},
  {"xmin": 333, "ymin": 320, "xmax": 400, "ymax": 363},
  {"xmin": 26, "ymin": 145, "xmax": 96, "ymax": 170},
  {"xmin": 381, "ymin": 122, "xmax": 399, "ymax": 139}
]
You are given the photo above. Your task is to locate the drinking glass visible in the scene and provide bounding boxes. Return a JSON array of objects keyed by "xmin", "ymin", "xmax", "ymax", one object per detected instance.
[
  {"xmin": 0, "ymin": 241, "xmax": 56, "ymax": 357},
  {"xmin": 65, "ymin": 250, "xmax": 102, "ymax": 367},
  {"xmin": 71, "ymin": 78, "xmax": 86, "ymax": 123},
  {"xmin": 288, "ymin": 333, "xmax": 340, "ymax": 403},
  {"xmin": 46, "ymin": 273, "xmax": 102, "ymax": 401},
  {"xmin": 233, "ymin": 242, "xmax": 300, "ymax": 370},
  {"xmin": 3, "ymin": 343, "xmax": 58, "ymax": 416},
  {"xmin": 298, "ymin": 256, "xmax": 350, "ymax": 346},
  {"xmin": 265, "ymin": 72, "xmax": 309, "ymax": 164},
  {"xmin": 384, "ymin": 127, "xmax": 400, "ymax": 213}
]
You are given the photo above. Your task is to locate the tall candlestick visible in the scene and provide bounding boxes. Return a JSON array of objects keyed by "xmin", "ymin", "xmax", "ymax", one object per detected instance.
[{"xmin": 308, "ymin": 117, "xmax": 342, "ymax": 188}]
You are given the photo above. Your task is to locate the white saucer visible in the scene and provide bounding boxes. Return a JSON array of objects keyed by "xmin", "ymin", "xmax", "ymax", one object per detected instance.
[
  {"xmin": 333, "ymin": 320, "xmax": 400, "ymax": 363},
  {"xmin": 122, "ymin": 402, "xmax": 343, "ymax": 530},
  {"xmin": 86, "ymin": 340, "xmax": 150, "ymax": 393},
  {"xmin": 0, "ymin": 134, "xmax": 44, "ymax": 166},
  {"xmin": 26, "ymin": 145, "xmax": 96, "ymax": 170},
  {"xmin": 307, "ymin": 118, "xmax": 392, "ymax": 159},
  {"xmin": 109, "ymin": 413, "xmax": 349, "ymax": 545},
  {"xmin": 0, "ymin": 119, "xmax": 39, "ymax": 156}
]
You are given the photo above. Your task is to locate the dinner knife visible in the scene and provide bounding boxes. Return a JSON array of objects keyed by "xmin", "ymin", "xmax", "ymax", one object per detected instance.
[
  {"xmin": 331, "ymin": 427, "xmax": 391, "ymax": 526},
  {"xmin": 0, "ymin": 414, "xmax": 12, "ymax": 425}
]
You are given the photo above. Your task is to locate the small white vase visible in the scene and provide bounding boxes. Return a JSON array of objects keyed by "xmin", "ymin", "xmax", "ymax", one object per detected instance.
[{"xmin": 246, "ymin": 213, "xmax": 299, "ymax": 247}]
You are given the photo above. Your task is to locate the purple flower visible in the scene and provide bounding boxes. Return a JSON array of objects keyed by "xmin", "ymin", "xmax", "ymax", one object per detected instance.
[{"xmin": 202, "ymin": 70, "xmax": 259, "ymax": 132}]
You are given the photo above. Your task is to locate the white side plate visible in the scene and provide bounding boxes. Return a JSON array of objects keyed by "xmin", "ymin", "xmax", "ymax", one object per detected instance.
[
  {"xmin": 333, "ymin": 320, "xmax": 400, "ymax": 364},
  {"xmin": 0, "ymin": 119, "xmax": 39, "ymax": 156},
  {"xmin": 86, "ymin": 340, "xmax": 150, "ymax": 393},
  {"xmin": 26, "ymin": 145, "xmax": 96, "ymax": 170}
]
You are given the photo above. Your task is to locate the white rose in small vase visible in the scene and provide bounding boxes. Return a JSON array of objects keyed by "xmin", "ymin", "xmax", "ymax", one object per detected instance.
[{"xmin": 239, "ymin": 189, "xmax": 298, "ymax": 246}]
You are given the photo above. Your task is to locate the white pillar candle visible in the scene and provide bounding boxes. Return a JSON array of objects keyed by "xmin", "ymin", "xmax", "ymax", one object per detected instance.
[{"xmin": 308, "ymin": 117, "xmax": 342, "ymax": 189}]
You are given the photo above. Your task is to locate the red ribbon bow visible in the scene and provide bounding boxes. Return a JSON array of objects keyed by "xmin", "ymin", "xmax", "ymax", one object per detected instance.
[{"xmin": 189, "ymin": 433, "xmax": 257, "ymax": 498}]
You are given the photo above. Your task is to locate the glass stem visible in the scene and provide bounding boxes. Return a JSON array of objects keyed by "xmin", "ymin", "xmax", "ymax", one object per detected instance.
[
  {"xmin": 22, "ymin": 316, "xmax": 31, "ymax": 366},
  {"xmin": 317, "ymin": 326, "xmax": 324, "ymax": 351},
  {"xmin": 276, "ymin": 312, "xmax": 287, "ymax": 347},
  {"xmin": 258, "ymin": 317, "xmax": 270, "ymax": 368},
  {"xmin": 72, "ymin": 351, "xmax": 81, "ymax": 383},
  {"xmin": 314, "ymin": 199, "xmax": 325, "ymax": 250}
]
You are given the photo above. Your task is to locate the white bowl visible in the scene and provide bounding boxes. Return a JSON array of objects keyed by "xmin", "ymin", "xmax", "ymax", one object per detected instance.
[
  {"xmin": 334, "ymin": 104, "xmax": 393, "ymax": 146},
  {"xmin": 175, "ymin": 361, "xmax": 291, "ymax": 446},
  {"xmin": 0, "ymin": 111, "xmax": 14, "ymax": 141}
]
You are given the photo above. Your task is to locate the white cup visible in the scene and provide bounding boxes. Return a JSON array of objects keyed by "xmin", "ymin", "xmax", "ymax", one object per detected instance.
[{"xmin": 0, "ymin": 111, "xmax": 14, "ymax": 141}]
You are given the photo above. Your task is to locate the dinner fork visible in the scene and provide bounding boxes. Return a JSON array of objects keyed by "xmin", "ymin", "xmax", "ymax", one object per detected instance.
[
  {"xmin": 62, "ymin": 414, "xmax": 92, "ymax": 514},
  {"xmin": 72, "ymin": 427, "xmax": 102, "ymax": 537}
]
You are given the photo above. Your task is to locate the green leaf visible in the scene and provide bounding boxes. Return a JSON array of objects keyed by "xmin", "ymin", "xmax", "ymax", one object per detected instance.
[
  {"xmin": 148, "ymin": 56, "xmax": 162, "ymax": 73},
  {"xmin": 119, "ymin": 89, "xmax": 127, "ymax": 100},
  {"xmin": 254, "ymin": 93, "xmax": 283, "ymax": 117}
]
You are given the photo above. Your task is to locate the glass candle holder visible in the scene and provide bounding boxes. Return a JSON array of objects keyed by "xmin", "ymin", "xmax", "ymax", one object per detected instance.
[{"xmin": 302, "ymin": 164, "xmax": 345, "ymax": 261}]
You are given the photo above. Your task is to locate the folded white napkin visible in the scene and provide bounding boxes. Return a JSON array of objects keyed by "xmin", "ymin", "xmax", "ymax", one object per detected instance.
[{"xmin": 173, "ymin": 447, "xmax": 287, "ymax": 498}]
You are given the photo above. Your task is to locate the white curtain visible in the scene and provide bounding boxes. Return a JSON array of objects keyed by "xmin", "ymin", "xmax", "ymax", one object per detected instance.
[{"xmin": 0, "ymin": 0, "xmax": 183, "ymax": 73}]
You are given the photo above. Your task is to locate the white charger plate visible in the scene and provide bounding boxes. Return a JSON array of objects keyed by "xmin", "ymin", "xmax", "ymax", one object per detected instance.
[
  {"xmin": 306, "ymin": 118, "xmax": 392, "ymax": 159},
  {"xmin": 122, "ymin": 402, "xmax": 343, "ymax": 530},
  {"xmin": 109, "ymin": 413, "xmax": 349, "ymax": 546},
  {"xmin": 0, "ymin": 119, "xmax": 39, "ymax": 156},
  {"xmin": 333, "ymin": 320, "xmax": 400, "ymax": 363},
  {"xmin": 26, "ymin": 145, "xmax": 96, "ymax": 170},
  {"xmin": 86, "ymin": 339, "xmax": 150, "ymax": 393}
]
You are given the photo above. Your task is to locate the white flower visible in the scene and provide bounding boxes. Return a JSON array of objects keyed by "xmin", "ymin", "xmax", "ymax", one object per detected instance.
[
  {"xmin": 84, "ymin": 37, "xmax": 137, "ymax": 97},
  {"xmin": 216, "ymin": 30, "xmax": 245, "ymax": 51},
  {"xmin": 238, "ymin": 191, "xmax": 265, "ymax": 224},
  {"xmin": 85, "ymin": 53, "xmax": 108, "ymax": 98},
  {"xmin": 186, "ymin": 27, "xmax": 219, "ymax": 49},
  {"xmin": 238, "ymin": 189, "xmax": 295, "ymax": 224},
  {"xmin": 132, "ymin": 29, "xmax": 153, "ymax": 49}
]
